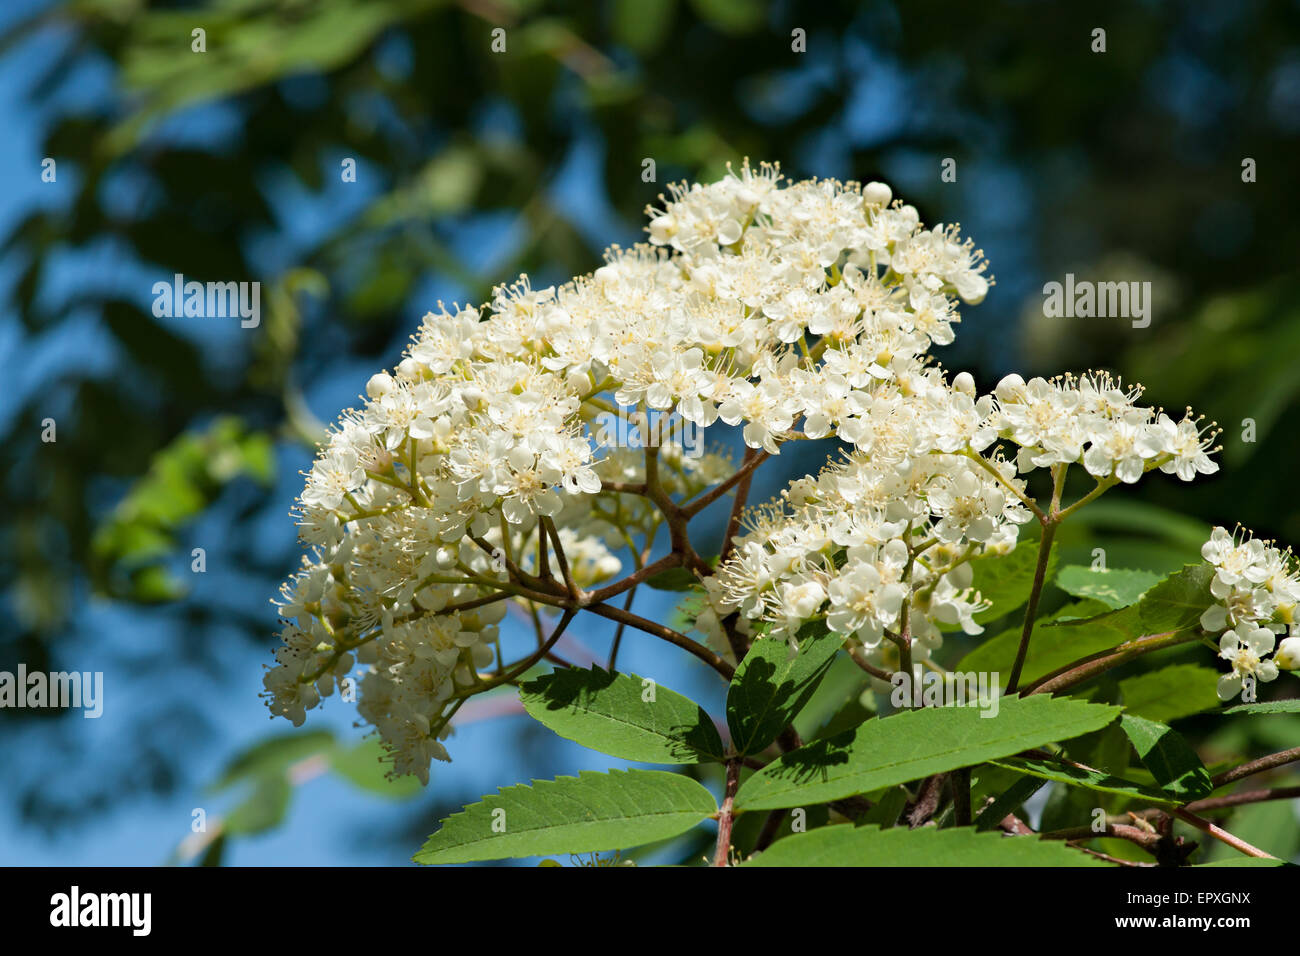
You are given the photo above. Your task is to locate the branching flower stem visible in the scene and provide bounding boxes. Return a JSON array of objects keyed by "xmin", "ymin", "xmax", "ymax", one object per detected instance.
[
  {"xmin": 1005, "ymin": 464, "xmax": 1067, "ymax": 694},
  {"xmin": 961, "ymin": 447, "xmax": 1045, "ymax": 523},
  {"xmin": 686, "ymin": 447, "xmax": 769, "ymax": 519},
  {"xmin": 453, "ymin": 609, "xmax": 576, "ymax": 698},
  {"xmin": 712, "ymin": 758, "xmax": 742, "ymax": 867}
]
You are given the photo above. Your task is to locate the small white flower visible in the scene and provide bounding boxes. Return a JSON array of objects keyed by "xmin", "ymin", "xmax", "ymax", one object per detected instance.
[{"xmin": 1216, "ymin": 626, "xmax": 1279, "ymax": 701}]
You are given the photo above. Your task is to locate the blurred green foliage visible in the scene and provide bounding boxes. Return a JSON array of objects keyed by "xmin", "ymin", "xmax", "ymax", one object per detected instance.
[
  {"xmin": 170, "ymin": 728, "xmax": 422, "ymax": 864},
  {"xmin": 91, "ymin": 415, "xmax": 273, "ymax": 602}
]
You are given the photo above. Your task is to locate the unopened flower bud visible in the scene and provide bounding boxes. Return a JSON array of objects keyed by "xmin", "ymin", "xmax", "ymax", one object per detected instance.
[
  {"xmin": 1275, "ymin": 637, "xmax": 1300, "ymax": 670},
  {"xmin": 994, "ymin": 373, "xmax": 1026, "ymax": 403},
  {"xmin": 863, "ymin": 181, "xmax": 892, "ymax": 207},
  {"xmin": 366, "ymin": 372, "xmax": 395, "ymax": 399}
]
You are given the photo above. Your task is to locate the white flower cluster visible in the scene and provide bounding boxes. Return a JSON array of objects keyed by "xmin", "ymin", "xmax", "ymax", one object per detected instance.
[
  {"xmin": 692, "ymin": 207, "xmax": 1221, "ymax": 675},
  {"xmin": 265, "ymin": 161, "xmax": 1229, "ymax": 781},
  {"xmin": 703, "ymin": 365, "xmax": 1223, "ymax": 664},
  {"xmin": 989, "ymin": 374, "xmax": 1219, "ymax": 484},
  {"xmin": 267, "ymin": 441, "xmax": 726, "ymax": 783},
  {"xmin": 699, "ymin": 377, "xmax": 1034, "ymax": 668},
  {"xmin": 1199, "ymin": 526, "xmax": 1300, "ymax": 700}
]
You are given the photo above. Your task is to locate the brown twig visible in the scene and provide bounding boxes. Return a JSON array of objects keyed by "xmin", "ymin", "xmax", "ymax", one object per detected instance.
[
  {"xmin": 1211, "ymin": 746, "xmax": 1300, "ymax": 789},
  {"xmin": 682, "ymin": 449, "xmax": 770, "ymax": 519},
  {"xmin": 1023, "ymin": 630, "xmax": 1195, "ymax": 697},
  {"xmin": 1172, "ymin": 808, "xmax": 1278, "ymax": 859},
  {"xmin": 585, "ymin": 602, "xmax": 735, "ymax": 680},
  {"xmin": 712, "ymin": 758, "xmax": 741, "ymax": 867}
]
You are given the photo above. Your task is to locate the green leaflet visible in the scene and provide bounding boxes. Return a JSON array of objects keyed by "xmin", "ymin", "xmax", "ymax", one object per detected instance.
[
  {"xmin": 414, "ymin": 769, "xmax": 717, "ymax": 865},
  {"xmin": 1049, "ymin": 564, "xmax": 1216, "ymax": 642},
  {"xmin": 1068, "ymin": 499, "xmax": 1212, "ymax": 554},
  {"xmin": 1126, "ymin": 563, "xmax": 1218, "ymax": 633},
  {"xmin": 208, "ymin": 729, "xmax": 424, "ymax": 844},
  {"xmin": 1038, "ymin": 689, "xmax": 1132, "ymax": 830},
  {"xmin": 519, "ymin": 666, "xmax": 725, "ymax": 764},
  {"xmin": 990, "ymin": 756, "xmax": 1182, "ymax": 807},
  {"xmin": 743, "ymin": 824, "xmax": 1108, "ymax": 867},
  {"xmin": 211, "ymin": 730, "xmax": 335, "ymax": 790},
  {"xmin": 642, "ymin": 566, "xmax": 703, "ymax": 591},
  {"xmin": 796, "ymin": 654, "xmax": 876, "ymax": 741},
  {"xmin": 223, "ymin": 775, "xmax": 292, "ymax": 837},
  {"xmin": 726, "ymin": 620, "xmax": 841, "ymax": 756},
  {"xmin": 856, "ymin": 785, "xmax": 910, "ymax": 829},
  {"xmin": 1119, "ymin": 715, "xmax": 1214, "ymax": 800},
  {"xmin": 1118, "ymin": 665, "xmax": 1221, "ymax": 723},
  {"xmin": 734, "ymin": 695, "xmax": 1122, "ymax": 811},
  {"xmin": 1195, "ymin": 858, "xmax": 1290, "ymax": 867},
  {"xmin": 1222, "ymin": 699, "xmax": 1300, "ymax": 715},
  {"xmin": 973, "ymin": 775, "xmax": 1049, "ymax": 830},
  {"xmin": 1056, "ymin": 565, "xmax": 1161, "ymax": 609},
  {"xmin": 329, "ymin": 738, "xmax": 424, "ymax": 799}
]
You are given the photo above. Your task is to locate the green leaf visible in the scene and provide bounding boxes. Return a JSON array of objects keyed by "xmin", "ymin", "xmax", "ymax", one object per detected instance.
[
  {"xmin": 642, "ymin": 566, "xmax": 703, "ymax": 591},
  {"xmin": 212, "ymin": 730, "xmax": 334, "ymax": 791},
  {"xmin": 857, "ymin": 785, "xmax": 909, "ymax": 829},
  {"xmin": 1056, "ymin": 565, "xmax": 1160, "ymax": 609},
  {"xmin": 990, "ymin": 756, "xmax": 1181, "ymax": 806},
  {"xmin": 734, "ymin": 695, "xmax": 1122, "ymax": 811},
  {"xmin": 413, "ymin": 770, "xmax": 717, "ymax": 865},
  {"xmin": 1070, "ymin": 500, "xmax": 1212, "ymax": 553},
  {"xmin": 973, "ymin": 775, "xmax": 1048, "ymax": 830},
  {"xmin": 1222, "ymin": 699, "xmax": 1300, "ymax": 715},
  {"xmin": 223, "ymin": 774, "xmax": 292, "ymax": 837},
  {"xmin": 966, "ymin": 532, "xmax": 1058, "ymax": 625},
  {"xmin": 689, "ymin": 0, "xmax": 765, "ymax": 34},
  {"xmin": 743, "ymin": 824, "xmax": 1108, "ymax": 867},
  {"xmin": 1119, "ymin": 715, "xmax": 1213, "ymax": 800},
  {"xmin": 726, "ymin": 621, "xmax": 841, "ymax": 756},
  {"xmin": 1130, "ymin": 563, "xmax": 1217, "ymax": 633},
  {"xmin": 1195, "ymin": 858, "xmax": 1289, "ymax": 867},
  {"xmin": 796, "ymin": 654, "xmax": 876, "ymax": 741},
  {"xmin": 1037, "ymin": 689, "xmax": 1135, "ymax": 828},
  {"xmin": 1047, "ymin": 563, "xmax": 1216, "ymax": 644},
  {"xmin": 330, "ymin": 738, "xmax": 423, "ymax": 799},
  {"xmin": 91, "ymin": 416, "xmax": 277, "ymax": 602},
  {"xmin": 1118, "ymin": 665, "xmax": 1221, "ymax": 723},
  {"xmin": 519, "ymin": 667, "xmax": 725, "ymax": 764}
]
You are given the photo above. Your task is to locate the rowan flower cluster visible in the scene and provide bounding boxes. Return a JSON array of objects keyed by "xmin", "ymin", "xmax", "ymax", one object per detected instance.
[
  {"xmin": 702, "ymin": 371, "xmax": 1222, "ymax": 675},
  {"xmin": 265, "ymin": 161, "xmax": 1243, "ymax": 784},
  {"xmin": 1198, "ymin": 526, "xmax": 1300, "ymax": 699},
  {"xmin": 698, "ymin": 383, "xmax": 1033, "ymax": 668},
  {"xmin": 988, "ymin": 373, "xmax": 1219, "ymax": 484}
]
